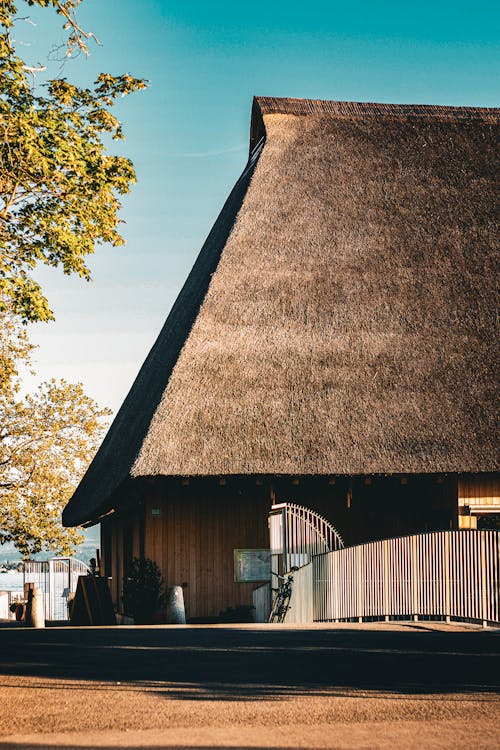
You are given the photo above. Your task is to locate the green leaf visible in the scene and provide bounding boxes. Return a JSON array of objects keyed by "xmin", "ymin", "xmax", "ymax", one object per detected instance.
[{"xmin": 0, "ymin": 0, "xmax": 147, "ymax": 323}]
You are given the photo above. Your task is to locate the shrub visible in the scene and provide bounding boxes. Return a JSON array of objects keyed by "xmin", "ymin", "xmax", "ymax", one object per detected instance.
[{"xmin": 122, "ymin": 557, "xmax": 164, "ymax": 624}]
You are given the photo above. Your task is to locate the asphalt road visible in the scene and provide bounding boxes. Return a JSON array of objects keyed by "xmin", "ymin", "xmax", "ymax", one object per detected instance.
[
  {"xmin": 0, "ymin": 622, "xmax": 498, "ymax": 694},
  {"xmin": 0, "ymin": 623, "xmax": 498, "ymax": 749}
]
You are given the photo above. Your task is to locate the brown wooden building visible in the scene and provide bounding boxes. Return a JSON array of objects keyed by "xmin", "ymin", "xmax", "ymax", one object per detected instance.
[{"xmin": 63, "ymin": 97, "xmax": 500, "ymax": 621}]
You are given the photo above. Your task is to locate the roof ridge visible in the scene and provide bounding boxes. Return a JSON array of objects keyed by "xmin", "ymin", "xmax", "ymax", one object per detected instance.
[
  {"xmin": 250, "ymin": 96, "xmax": 499, "ymax": 153},
  {"xmin": 255, "ymin": 96, "xmax": 500, "ymax": 120}
]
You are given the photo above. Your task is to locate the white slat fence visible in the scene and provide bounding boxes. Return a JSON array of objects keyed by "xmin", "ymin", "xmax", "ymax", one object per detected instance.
[{"xmin": 285, "ymin": 530, "xmax": 499, "ymax": 627}]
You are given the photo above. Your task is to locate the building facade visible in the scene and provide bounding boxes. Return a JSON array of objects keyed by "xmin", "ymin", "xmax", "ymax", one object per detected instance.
[{"xmin": 64, "ymin": 98, "xmax": 500, "ymax": 620}]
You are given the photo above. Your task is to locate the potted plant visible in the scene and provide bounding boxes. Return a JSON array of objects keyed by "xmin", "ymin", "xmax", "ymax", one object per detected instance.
[{"xmin": 122, "ymin": 557, "xmax": 164, "ymax": 624}]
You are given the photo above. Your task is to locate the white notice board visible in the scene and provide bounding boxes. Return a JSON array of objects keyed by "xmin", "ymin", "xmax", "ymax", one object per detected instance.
[{"xmin": 234, "ymin": 549, "xmax": 271, "ymax": 582}]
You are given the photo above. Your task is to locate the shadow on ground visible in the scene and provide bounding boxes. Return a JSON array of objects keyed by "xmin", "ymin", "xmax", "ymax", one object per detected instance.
[{"xmin": 0, "ymin": 625, "xmax": 498, "ymax": 698}]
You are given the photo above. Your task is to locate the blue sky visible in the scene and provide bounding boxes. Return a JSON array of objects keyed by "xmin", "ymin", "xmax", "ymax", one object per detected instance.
[{"xmin": 18, "ymin": 0, "xmax": 499, "ymax": 412}]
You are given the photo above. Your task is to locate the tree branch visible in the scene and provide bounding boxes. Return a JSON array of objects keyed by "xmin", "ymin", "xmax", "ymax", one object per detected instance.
[{"xmin": 53, "ymin": 1, "xmax": 101, "ymax": 55}]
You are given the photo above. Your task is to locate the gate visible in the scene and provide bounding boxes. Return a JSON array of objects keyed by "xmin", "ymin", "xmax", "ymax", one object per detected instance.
[
  {"xmin": 269, "ymin": 502, "xmax": 344, "ymax": 579},
  {"xmin": 24, "ymin": 558, "xmax": 91, "ymax": 621},
  {"xmin": 267, "ymin": 503, "xmax": 344, "ymax": 621}
]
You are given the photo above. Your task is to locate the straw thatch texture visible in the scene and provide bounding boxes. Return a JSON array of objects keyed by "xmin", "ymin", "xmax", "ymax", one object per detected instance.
[
  {"xmin": 249, "ymin": 98, "xmax": 499, "ymax": 151},
  {"xmin": 64, "ymin": 98, "xmax": 499, "ymax": 526},
  {"xmin": 63, "ymin": 145, "xmax": 262, "ymax": 526}
]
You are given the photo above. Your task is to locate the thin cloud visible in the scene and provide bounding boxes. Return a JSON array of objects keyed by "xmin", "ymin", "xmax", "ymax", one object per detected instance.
[{"xmin": 166, "ymin": 143, "xmax": 247, "ymax": 158}]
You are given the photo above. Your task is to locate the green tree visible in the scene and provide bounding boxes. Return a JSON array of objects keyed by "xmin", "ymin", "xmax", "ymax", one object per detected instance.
[
  {"xmin": 0, "ymin": 0, "xmax": 146, "ymax": 322},
  {"xmin": 0, "ymin": 305, "xmax": 111, "ymax": 556},
  {"xmin": 0, "ymin": 299, "xmax": 33, "ymax": 394},
  {"xmin": 0, "ymin": 2, "xmax": 135, "ymax": 554}
]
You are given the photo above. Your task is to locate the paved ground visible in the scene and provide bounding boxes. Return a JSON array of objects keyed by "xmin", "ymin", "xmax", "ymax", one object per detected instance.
[{"xmin": 0, "ymin": 622, "xmax": 498, "ymax": 749}]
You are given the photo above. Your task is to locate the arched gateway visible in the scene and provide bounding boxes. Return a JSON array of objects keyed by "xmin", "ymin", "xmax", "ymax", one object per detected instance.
[{"xmin": 269, "ymin": 502, "xmax": 344, "ymax": 577}]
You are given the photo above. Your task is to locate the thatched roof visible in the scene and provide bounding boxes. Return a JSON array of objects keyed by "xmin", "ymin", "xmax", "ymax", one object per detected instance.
[{"xmin": 63, "ymin": 96, "xmax": 500, "ymax": 527}]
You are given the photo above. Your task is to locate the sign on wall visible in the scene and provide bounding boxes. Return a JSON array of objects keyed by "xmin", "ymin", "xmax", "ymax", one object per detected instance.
[{"xmin": 234, "ymin": 549, "xmax": 271, "ymax": 582}]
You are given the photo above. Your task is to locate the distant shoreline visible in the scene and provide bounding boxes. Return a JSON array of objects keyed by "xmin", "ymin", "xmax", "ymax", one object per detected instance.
[{"xmin": 0, "ymin": 571, "xmax": 24, "ymax": 592}]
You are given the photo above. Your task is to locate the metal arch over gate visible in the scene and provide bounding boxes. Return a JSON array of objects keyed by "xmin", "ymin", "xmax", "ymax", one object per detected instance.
[
  {"xmin": 269, "ymin": 502, "xmax": 344, "ymax": 578},
  {"xmin": 267, "ymin": 503, "xmax": 344, "ymax": 622}
]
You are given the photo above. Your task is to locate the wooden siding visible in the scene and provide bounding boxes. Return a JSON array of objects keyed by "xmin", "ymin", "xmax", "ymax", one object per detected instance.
[
  {"xmin": 458, "ymin": 473, "xmax": 500, "ymax": 529},
  {"xmin": 101, "ymin": 504, "xmax": 143, "ymax": 611},
  {"xmin": 101, "ymin": 475, "xmax": 461, "ymax": 619},
  {"xmin": 141, "ymin": 481, "xmax": 269, "ymax": 618},
  {"xmin": 270, "ymin": 475, "xmax": 459, "ymax": 547},
  {"xmin": 143, "ymin": 479, "xmax": 270, "ymax": 619},
  {"xmin": 459, "ymin": 474, "xmax": 500, "ymax": 509}
]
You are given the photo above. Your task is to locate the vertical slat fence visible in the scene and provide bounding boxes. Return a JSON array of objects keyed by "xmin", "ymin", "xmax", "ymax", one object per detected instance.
[
  {"xmin": 24, "ymin": 558, "xmax": 91, "ymax": 620},
  {"xmin": 285, "ymin": 530, "xmax": 499, "ymax": 626}
]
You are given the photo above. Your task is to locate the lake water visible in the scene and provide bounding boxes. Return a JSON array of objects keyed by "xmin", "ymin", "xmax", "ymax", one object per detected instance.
[{"xmin": 0, "ymin": 572, "xmax": 24, "ymax": 593}]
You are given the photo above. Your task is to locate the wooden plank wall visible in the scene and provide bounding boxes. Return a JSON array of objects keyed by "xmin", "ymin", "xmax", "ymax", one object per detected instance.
[
  {"xmin": 101, "ymin": 506, "xmax": 142, "ymax": 611},
  {"xmin": 113, "ymin": 520, "xmax": 122, "ymax": 607},
  {"xmin": 143, "ymin": 480, "xmax": 270, "ymax": 620},
  {"xmin": 102, "ymin": 474, "xmax": 463, "ymax": 617},
  {"xmin": 458, "ymin": 473, "xmax": 500, "ymax": 505},
  {"xmin": 458, "ymin": 473, "xmax": 500, "ymax": 528},
  {"xmin": 270, "ymin": 475, "xmax": 459, "ymax": 546}
]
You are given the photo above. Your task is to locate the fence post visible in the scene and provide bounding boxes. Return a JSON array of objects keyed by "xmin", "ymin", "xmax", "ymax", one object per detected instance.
[
  {"xmin": 480, "ymin": 531, "xmax": 488, "ymax": 629},
  {"xmin": 313, "ymin": 556, "xmax": 320, "ymax": 622},
  {"xmin": 412, "ymin": 535, "xmax": 419, "ymax": 621},
  {"xmin": 312, "ymin": 556, "xmax": 317, "ymax": 622},
  {"xmin": 284, "ymin": 530, "xmax": 497, "ymax": 628},
  {"xmin": 383, "ymin": 539, "xmax": 389, "ymax": 622},
  {"xmin": 333, "ymin": 554, "xmax": 339, "ymax": 622},
  {"xmin": 444, "ymin": 533, "xmax": 451, "ymax": 624},
  {"xmin": 357, "ymin": 546, "xmax": 363, "ymax": 622}
]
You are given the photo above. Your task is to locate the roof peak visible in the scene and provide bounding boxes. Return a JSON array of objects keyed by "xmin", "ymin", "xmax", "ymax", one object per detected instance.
[
  {"xmin": 254, "ymin": 95, "xmax": 500, "ymax": 119},
  {"xmin": 250, "ymin": 96, "xmax": 499, "ymax": 151}
]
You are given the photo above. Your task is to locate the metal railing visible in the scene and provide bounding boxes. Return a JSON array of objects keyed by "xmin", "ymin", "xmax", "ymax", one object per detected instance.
[
  {"xmin": 269, "ymin": 502, "xmax": 344, "ymax": 577},
  {"xmin": 24, "ymin": 558, "xmax": 91, "ymax": 621},
  {"xmin": 284, "ymin": 530, "xmax": 500, "ymax": 627}
]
